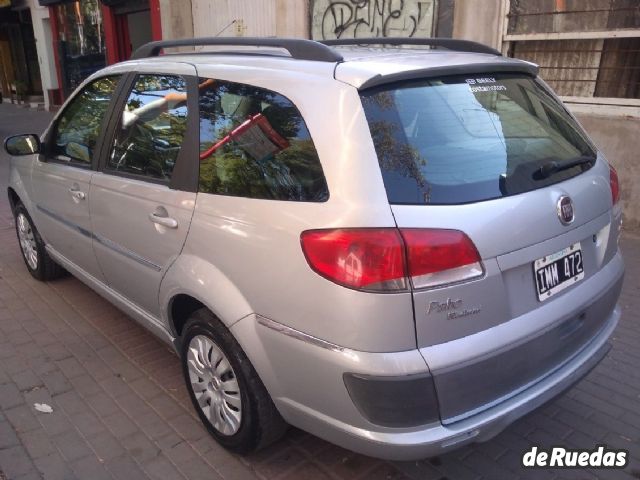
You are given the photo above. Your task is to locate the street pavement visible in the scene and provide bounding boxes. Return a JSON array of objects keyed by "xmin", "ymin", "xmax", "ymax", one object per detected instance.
[{"xmin": 0, "ymin": 102, "xmax": 639, "ymax": 479}]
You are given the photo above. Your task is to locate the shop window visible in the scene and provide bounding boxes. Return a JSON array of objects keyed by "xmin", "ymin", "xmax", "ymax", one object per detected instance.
[{"xmin": 54, "ymin": 0, "xmax": 106, "ymax": 95}]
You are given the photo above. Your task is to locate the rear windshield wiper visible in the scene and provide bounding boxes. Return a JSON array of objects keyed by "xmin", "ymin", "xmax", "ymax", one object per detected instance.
[{"xmin": 534, "ymin": 155, "xmax": 596, "ymax": 180}]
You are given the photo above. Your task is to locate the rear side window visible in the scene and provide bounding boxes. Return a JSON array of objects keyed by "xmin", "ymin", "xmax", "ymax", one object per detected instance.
[
  {"xmin": 361, "ymin": 74, "xmax": 597, "ymax": 205},
  {"xmin": 198, "ymin": 78, "xmax": 328, "ymax": 201}
]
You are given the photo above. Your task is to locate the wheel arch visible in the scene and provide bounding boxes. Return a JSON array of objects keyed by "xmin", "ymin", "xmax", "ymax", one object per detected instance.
[
  {"xmin": 7, "ymin": 187, "xmax": 20, "ymax": 214},
  {"xmin": 8, "ymin": 164, "xmax": 35, "ymax": 217},
  {"xmin": 168, "ymin": 294, "xmax": 206, "ymax": 338},
  {"xmin": 160, "ymin": 253, "xmax": 253, "ymax": 339}
]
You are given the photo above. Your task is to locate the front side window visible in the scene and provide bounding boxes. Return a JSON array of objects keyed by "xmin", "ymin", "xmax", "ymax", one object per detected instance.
[
  {"xmin": 52, "ymin": 75, "xmax": 120, "ymax": 164},
  {"xmin": 198, "ymin": 78, "xmax": 328, "ymax": 201},
  {"xmin": 361, "ymin": 74, "xmax": 597, "ymax": 205},
  {"xmin": 108, "ymin": 74, "xmax": 188, "ymax": 181}
]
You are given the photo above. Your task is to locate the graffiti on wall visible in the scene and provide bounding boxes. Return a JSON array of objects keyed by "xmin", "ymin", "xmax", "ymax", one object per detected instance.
[{"xmin": 311, "ymin": 0, "xmax": 436, "ymax": 40}]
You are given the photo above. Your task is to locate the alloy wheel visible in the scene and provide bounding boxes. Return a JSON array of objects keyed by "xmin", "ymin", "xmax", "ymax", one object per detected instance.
[
  {"xmin": 16, "ymin": 213, "xmax": 38, "ymax": 270},
  {"xmin": 186, "ymin": 335, "xmax": 242, "ymax": 435}
]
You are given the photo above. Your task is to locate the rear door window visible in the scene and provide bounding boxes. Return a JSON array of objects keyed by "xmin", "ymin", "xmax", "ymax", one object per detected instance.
[
  {"xmin": 361, "ymin": 74, "xmax": 597, "ymax": 205},
  {"xmin": 107, "ymin": 74, "xmax": 188, "ymax": 182}
]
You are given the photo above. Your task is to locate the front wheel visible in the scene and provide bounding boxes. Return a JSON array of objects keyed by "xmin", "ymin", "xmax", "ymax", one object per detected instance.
[
  {"xmin": 180, "ymin": 308, "xmax": 287, "ymax": 453},
  {"xmin": 14, "ymin": 203, "xmax": 65, "ymax": 281}
]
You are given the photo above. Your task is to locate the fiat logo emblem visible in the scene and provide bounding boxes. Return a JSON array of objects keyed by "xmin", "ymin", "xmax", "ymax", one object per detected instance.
[{"xmin": 557, "ymin": 196, "xmax": 574, "ymax": 225}]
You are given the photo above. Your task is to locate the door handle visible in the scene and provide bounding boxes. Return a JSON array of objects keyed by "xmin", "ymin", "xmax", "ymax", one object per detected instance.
[
  {"xmin": 68, "ymin": 188, "xmax": 86, "ymax": 200},
  {"xmin": 148, "ymin": 212, "xmax": 178, "ymax": 229}
]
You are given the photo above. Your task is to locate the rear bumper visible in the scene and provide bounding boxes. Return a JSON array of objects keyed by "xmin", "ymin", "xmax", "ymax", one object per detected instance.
[
  {"xmin": 231, "ymin": 253, "xmax": 623, "ymax": 461},
  {"xmin": 429, "ymin": 251, "xmax": 624, "ymax": 423},
  {"xmin": 398, "ymin": 314, "xmax": 614, "ymax": 460}
]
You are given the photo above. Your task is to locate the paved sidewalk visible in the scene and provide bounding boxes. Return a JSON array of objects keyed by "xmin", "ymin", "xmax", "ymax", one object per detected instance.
[{"xmin": 1, "ymin": 103, "xmax": 639, "ymax": 480}]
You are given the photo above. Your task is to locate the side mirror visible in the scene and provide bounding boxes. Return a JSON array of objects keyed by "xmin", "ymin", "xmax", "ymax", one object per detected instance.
[{"xmin": 4, "ymin": 134, "xmax": 41, "ymax": 156}]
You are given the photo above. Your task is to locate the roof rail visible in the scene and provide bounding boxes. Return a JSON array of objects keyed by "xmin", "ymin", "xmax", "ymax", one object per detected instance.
[
  {"xmin": 320, "ymin": 38, "xmax": 501, "ymax": 56},
  {"xmin": 131, "ymin": 37, "xmax": 344, "ymax": 62}
]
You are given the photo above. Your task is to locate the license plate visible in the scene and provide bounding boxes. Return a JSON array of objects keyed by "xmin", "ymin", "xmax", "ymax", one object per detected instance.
[{"xmin": 534, "ymin": 243, "xmax": 584, "ymax": 302}]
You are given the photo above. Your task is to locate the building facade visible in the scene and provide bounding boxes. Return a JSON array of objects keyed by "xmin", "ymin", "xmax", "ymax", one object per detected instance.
[
  {"xmin": 0, "ymin": 0, "xmax": 160, "ymax": 108},
  {"xmin": 41, "ymin": 0, "xmax": 161, "ymax": 103},
  {"xmin": 0, "ymin": 0, "xmax": 49, "ymax": 106}
]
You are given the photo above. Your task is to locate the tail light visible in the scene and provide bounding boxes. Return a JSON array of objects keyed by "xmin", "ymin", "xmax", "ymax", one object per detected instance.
[
  {"xmin": 300, "ymin": 228, "xmax": 482, "ymax": 292},
  {"xmin": 300, "ymin": 229, "xmax": 407, "ymax": 292},
  {"xmin": 610, "ymin": 165, "xmax": 620, "ymax": 205}
]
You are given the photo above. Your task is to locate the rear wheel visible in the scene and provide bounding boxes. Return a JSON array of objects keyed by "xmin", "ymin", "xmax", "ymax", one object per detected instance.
[
  {"xmin": 14, "ymin": 203, "xmax": 65, "ymax": 281},
  {"xmin": 180, "ymin": 308, "xmax": 287, "ymax": 453}
]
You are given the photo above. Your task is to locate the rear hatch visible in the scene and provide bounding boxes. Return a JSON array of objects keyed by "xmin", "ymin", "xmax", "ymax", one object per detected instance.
[{"xmin": 360, "ymin": 72, "xmax": 622, "ymax": 422}]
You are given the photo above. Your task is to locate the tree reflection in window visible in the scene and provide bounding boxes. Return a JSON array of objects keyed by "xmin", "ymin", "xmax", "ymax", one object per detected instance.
[
  {"xmin": 198, "ymin": 79, "xmax": 329, "ymax": 202},
  {"xmin": 360, "ymin": 92, "xmax": 429, "ymax": 202},
  {"xmin": 108, "ymin": 75, "xmax": 188, "ymax": 181},
  {"xmin": 361, "ymin": 75, "xmax": 597, "ymax": 205},
  {"xmin": 53, "ymin": 75, "xmax": 121, "ymax": 163}
]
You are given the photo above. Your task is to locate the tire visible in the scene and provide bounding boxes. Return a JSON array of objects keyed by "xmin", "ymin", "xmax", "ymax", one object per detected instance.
[
  {"xmin": 14, "ymin": 202, "xmax": 66, "ymax": 281},
  {"xmin": 180, "ymin": 308, "xmax": 287, "ymax": 453}
]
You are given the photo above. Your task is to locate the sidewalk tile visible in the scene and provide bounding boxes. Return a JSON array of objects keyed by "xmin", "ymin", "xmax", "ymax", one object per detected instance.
[{"xmin": 0, "ymin": 445, "xmax": 36, "ymax": 478}]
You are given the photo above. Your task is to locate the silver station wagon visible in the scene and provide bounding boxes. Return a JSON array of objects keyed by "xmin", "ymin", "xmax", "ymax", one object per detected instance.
[{"xmin": 4, "ymin": 37, "xmax": 624, "ymax": 460}]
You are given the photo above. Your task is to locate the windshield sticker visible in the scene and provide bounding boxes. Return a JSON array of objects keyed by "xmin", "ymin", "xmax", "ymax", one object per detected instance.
[
  {"xmin": 466, "ymin": 77, "xmax": 497, "ymax": 84},
  {"xmin": 466, "ymin": 77, "xmax": 507, "ymax": 93},
  {"xmin": 469, "ymin": 85, "xmax": 508, "ymax": 92}
]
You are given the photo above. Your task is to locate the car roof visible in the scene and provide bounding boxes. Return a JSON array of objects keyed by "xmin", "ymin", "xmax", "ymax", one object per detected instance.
[{"xmin": 107, "ymin": 39, "xmax": 538, "ymax": 90}]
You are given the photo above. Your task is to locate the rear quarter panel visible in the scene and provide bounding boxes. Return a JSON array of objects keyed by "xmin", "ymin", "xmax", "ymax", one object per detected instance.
[{"xmin": 165, "ymin": 64, "xmax": 416, "ymax": 353}]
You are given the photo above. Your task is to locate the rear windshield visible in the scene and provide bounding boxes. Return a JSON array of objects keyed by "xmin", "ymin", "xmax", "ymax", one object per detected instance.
[{"xmin": 361, "ymin": 74, "xmax": 597, "ymax": 205}]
